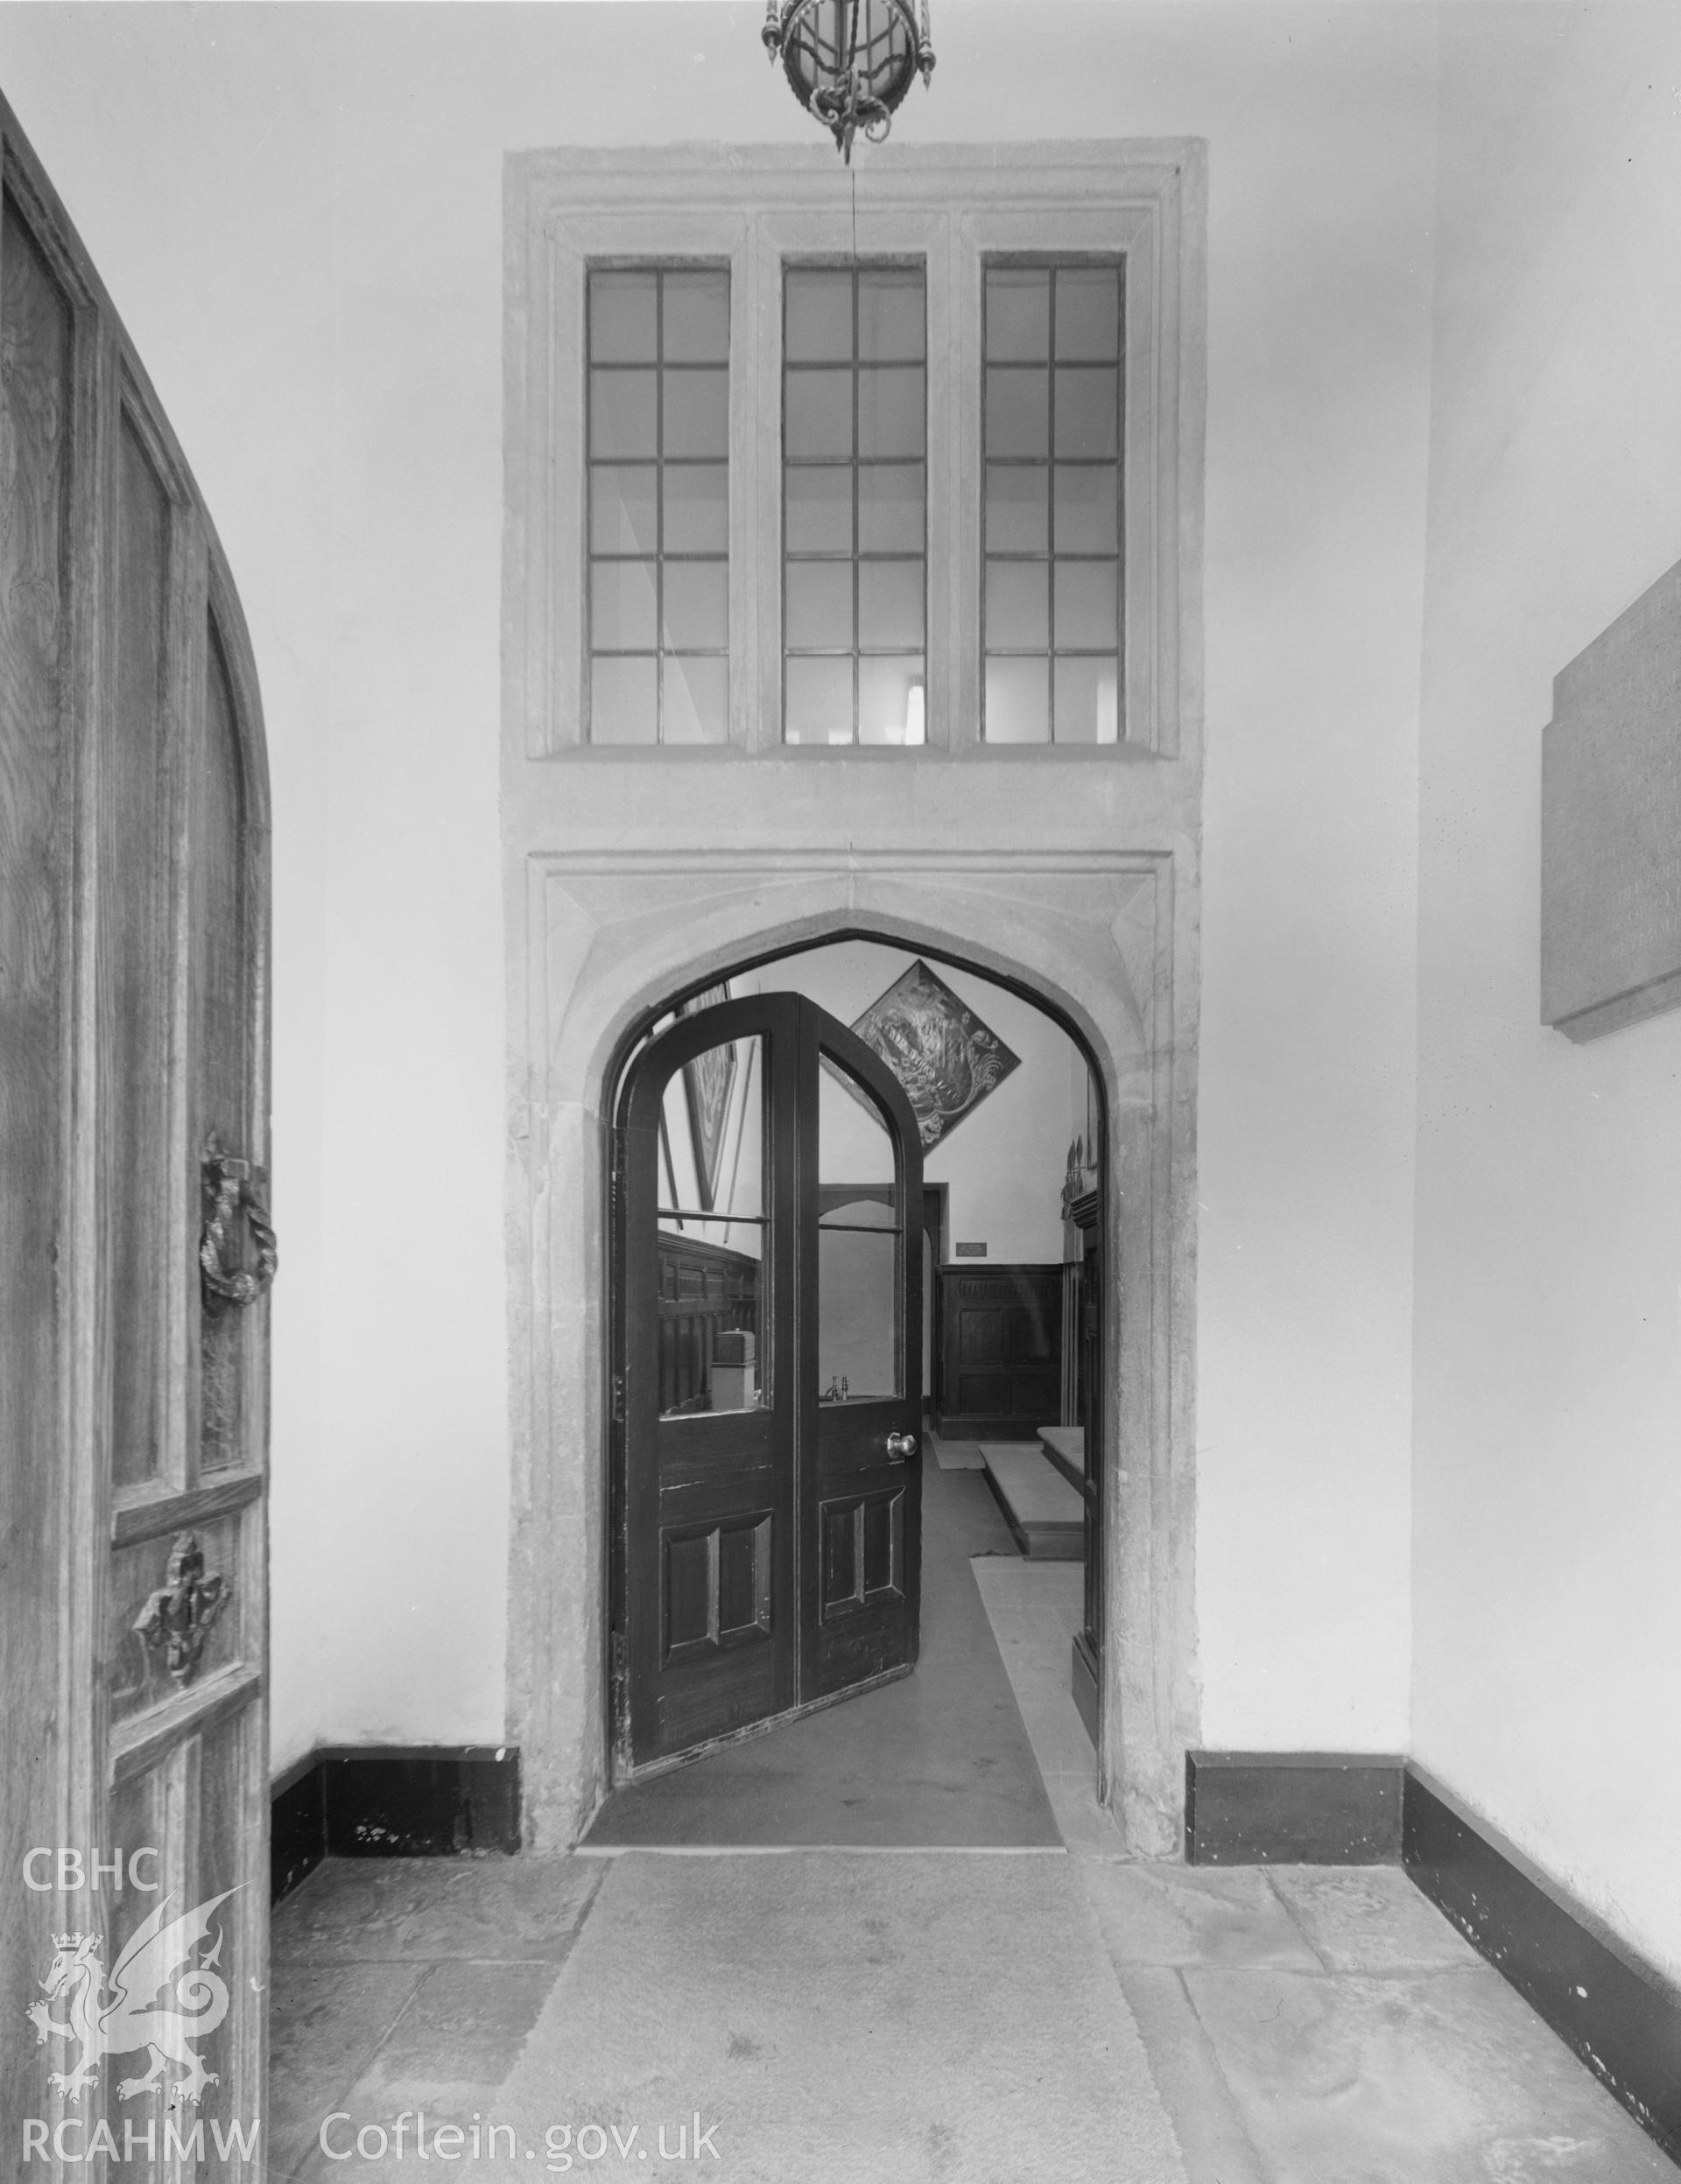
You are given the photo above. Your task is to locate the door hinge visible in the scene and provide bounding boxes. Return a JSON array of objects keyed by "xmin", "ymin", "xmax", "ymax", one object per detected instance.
[{"xmin": 612, "ymin": 1372, "xmax": 625, "ymax": 1422}]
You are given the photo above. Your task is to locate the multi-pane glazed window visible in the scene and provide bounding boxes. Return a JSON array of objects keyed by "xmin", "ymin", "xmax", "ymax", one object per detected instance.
[
  {"xmin": 587, "ymin": 267, "xmax": 730, "ymax": 744},
  {"xmin": 982, "ymin": 262, "xmax": 1123, "ymax": 744},
  {"xmin": 782, "ymin": 265, "xmax": 927, "ymax": 747}
]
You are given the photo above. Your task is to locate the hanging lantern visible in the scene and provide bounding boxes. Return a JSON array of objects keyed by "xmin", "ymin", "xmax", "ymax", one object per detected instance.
[{"xmin": 762, "ymin": 0, "xmax": 935, "ymax": 165}]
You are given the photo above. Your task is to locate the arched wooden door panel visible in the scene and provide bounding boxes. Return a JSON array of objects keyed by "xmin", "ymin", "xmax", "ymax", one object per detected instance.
[
  {"xmin": 615, "ymin": 994, "xmax": 922, "ymax": 1772},
  {"xmin": 1, "ymin": 97, "xmax": 271, "ymax": 2179}
]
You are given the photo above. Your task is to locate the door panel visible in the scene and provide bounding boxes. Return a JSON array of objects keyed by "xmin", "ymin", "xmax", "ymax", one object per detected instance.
[
  {"xmin": 105, "ymin": 416, "xmax": 173, "ymax": 1490},
  {"xmin": 618, "ymin": 993, "xmax": 922, "ymax": 1768},
  {"xmin": 1, "ymin": 95, "xmax": 271, "ymax": 2180}
]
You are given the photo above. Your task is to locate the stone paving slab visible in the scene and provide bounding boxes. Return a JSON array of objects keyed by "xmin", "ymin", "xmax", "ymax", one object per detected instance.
[{"xmin": 1181, "ymin": 1960, "xmax": 1673, "ymax": 2183}]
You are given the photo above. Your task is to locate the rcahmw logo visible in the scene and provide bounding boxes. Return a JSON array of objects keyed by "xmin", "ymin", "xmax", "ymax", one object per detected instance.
[{"xmin": 22, "ymin": 1849, "xmax": 243, "ymax": 2113}]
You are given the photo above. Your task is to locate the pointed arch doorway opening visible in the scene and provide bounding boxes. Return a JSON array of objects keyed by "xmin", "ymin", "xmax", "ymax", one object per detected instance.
[{"xmin": 594, "ymin": 938, "xmax": 1108, "ymax": 1845}]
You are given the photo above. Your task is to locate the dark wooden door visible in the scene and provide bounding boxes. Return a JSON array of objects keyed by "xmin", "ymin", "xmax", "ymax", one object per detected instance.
[
  {"xmin": 1, "ymin": 95, "xmax": 271, "ymax": 2180},
  {"xmin": 616, "ymin": 994, "xmax": 922, "ymax": 1769}
]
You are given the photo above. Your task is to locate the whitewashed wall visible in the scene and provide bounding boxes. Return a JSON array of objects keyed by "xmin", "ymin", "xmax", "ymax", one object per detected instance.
[{"xmin": 1412, "ymin": 2, "xmax": 1681, "ymax": 1980}]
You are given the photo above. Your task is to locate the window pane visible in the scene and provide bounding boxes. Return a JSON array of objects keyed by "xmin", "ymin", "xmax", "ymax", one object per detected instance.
[
  {"xmin": 663, "ymin": 464, "xmax": 728, "ymax": 554},
  {"xmin": 859, "ymin": 560, "xmax": 924, "ymax": 650},
  {"xmin": 587, "ymin": 266, "xmax": 731, "ymax": 748},
  {"xmin": 858, "ymin": 464, "xmax": 924, "ymax": 553},
  {"xmin": 858, "ymin": 269, "xmax": 925, "ymax": 361},
  {"xmin": 783, "ymin": 263, "xmax": 926, "ymax": 749},
  {"xmin": 786, "ymin": 468, "xmax": 853, "ymax": 554},
  {"xmin": 663, "ymin": 270, "xmax": 730, "ymax": 362},
  {"xmin": 590, "ymin": 271, "xmax": 658, "ymax": 362},
  {"xmin": 592, "ymin": 559, "xmax": 658, "ymax": 650},
  {"xmin": 663, "ymin": 560, "xmax": 728, "ymax": 650},
  {"xmin": 664, "ymin": 368, "xmax": 728, "ymax": 458},
  {"xmin": 1054, "ymin": 559, "xmax": 1119, "ymax": 650},
  {"xmin": 785, "ymin": 269, "xmax": 853, "ymax": 362},
  {"xmin": 785, "ymin": 655, "xmax": 854, "ymax": 745},
  {"xmin": 785, "ymin": 560, "xmax": 854, "ymax": 651},
  {"xmin": 590, "ymin": 656, "xmax": 659, "ymax": 743},
  {"xmin": 986, "ymin": 560, "xmax": 1049, "ymax": 650},
  {"xmin": 665, "ymin": 656, "xmax": 731, "ymax": 744},
  {"xmin": 1053, "ymin": 657, "xmax": 1120, "ymax": 745},
  {"xmin": 817, "ymin": 1063, "xmax": 899, "ymax": 1401},
  {"xmin": 786, "ymin": 369, "xmax": 854, "ymax": 460},
  {"xmin": 657, "ymin": 1213, "xmax": 764, "ymax": 1415},
  {"xmin": 985, "ymin": 655, "xmax": 1051, "ymax": 743},
  {"xmin": 1054, "ymin": 367, "xmax": 1118, "ymax": 459},
  {"xmin": 986, "ymin": 465, "xmax": 1048, "ymax": 554},
  {"xmin": 858, "ymin": 656, "xmax": 925, "ymax": 746},
  {"xmin": 986, "ymin": 267, "xmax": 1050, "ymax": 361},
  {"xmin": 1052, "ymin": 464, "xmax": 1118, "ymax": 554},
  {"xmin": 591, "ymin": 464, "xmax": 658, "ymax": 556},
  {"xmin": 1055, "ymin": 267, "xmax": 1121, "ymax": 362},
  {"xmin": 658, "ymin": 1035, "xmax": 764, "ymax": 1417},
  {"xmin": 591, "ymin": 369, "xmax": 658, "ymax": 458},
  {"xmin": 818, "ymin": 1227, "xmax": 898, "ymax": 1401},
  {"xmin": 858, "ymin": 367, "xmax": 925, "ymax": 460},
  {"xmin": 986, "ymin": 367, "xmax": 1048, "ymax": 458}
]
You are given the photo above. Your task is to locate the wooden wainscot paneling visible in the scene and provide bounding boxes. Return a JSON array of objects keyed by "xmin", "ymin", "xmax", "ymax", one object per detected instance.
[{"xmin": 933, "ymin": 1264, "xmax": 1063, "ymax": 1439}]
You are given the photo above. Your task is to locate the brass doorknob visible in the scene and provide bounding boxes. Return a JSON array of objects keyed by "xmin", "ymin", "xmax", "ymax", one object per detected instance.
[{"xmin": 886, "ymin": 1431, "xmax": 918, "ymax": 1459}]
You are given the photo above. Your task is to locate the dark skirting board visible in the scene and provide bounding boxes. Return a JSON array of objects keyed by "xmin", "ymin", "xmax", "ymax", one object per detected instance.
[
  {"xmin": 270, "ymin": 1745, "xmax": 520, "ymax": 1903},
  {"xmin": 1404, "ymin": 1765, "xmax": 1681, "ymax": 2163},
  {"xmin": 1185, "ymin": 1751, "xmax": 1404, "ymax": 1864}
]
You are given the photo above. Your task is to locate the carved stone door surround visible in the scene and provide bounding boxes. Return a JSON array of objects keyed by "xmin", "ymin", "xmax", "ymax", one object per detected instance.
[{"xmin": 503, "ymin": 846, "xmax": 1199, "ymax": 1854}]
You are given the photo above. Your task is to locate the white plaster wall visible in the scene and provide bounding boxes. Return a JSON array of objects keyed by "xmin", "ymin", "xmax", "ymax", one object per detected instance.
[
  {"xmin": 1412, "ymin": 4, "xmax": 1681, "ymax": 1978},
  {"xmin": 1175, "ymin": 8, "xmax": 1432, "ymax": 1751},
  {"xmin": 0, "ymin": 3, "xmax": 1431, "ymax": 1773}
]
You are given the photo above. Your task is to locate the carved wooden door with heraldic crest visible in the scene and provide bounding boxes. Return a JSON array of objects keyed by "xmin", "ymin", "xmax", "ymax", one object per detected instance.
[{"xmin": 0, "ymin": 96, "xmax": 272, "ymax": 2178}]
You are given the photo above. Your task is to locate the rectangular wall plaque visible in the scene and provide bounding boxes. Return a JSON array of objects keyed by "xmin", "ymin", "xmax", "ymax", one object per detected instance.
[
  {"xmin": 1542, "ymin": 558, "xmax": 1681, "ymax": 1042},
  {"xmin": 953, "ymin": 1240, "xmax": 988, "ymax": 1258}
]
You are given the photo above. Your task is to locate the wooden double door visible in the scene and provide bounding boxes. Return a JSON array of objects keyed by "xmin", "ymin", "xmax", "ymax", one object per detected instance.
[
  {"xmin": 615, "ymin": 994, "xmax": 924, "ymax": 1770},
  {"xmin": 2, "ymin": 99, "xmax": 271, "ymax": 2175}
]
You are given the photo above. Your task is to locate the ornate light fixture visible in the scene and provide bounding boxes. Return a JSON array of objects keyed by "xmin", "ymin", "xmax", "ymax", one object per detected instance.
[{"xmin": 762, "ymin": 0, "xmax": 935, "ymax": 165}]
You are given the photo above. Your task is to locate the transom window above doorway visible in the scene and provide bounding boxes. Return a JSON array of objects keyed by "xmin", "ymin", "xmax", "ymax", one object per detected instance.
[
  {"xmin": 783, "ymin": 264, "xmax": 928, "ymax": 747},
  {"xmin": 587, "ymin": 267, "xmax": 731, "ymax": 745},
  {"xmin": 509, "ymin": 148, "xmax": 1197, "ymax": 758},
  {"xmin": 983, "ymin": 263, "xmax": 1123, "ymax": 746}
]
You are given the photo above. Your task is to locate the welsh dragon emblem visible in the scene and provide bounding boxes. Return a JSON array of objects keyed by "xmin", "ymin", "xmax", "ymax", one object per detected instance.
[{"xmin": 27, "ymin": 1890, "xmax": 238, "ymax": 2106}]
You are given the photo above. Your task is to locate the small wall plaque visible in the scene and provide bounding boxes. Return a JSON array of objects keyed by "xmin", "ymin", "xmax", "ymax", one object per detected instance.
[
  {"xmin": 1543, "ymin": 558, "xmax": 1681, "ymax": 1042},
  {"xmin": 953, "ymin": 1240, "xmax": 988, "ymax": 1257}
]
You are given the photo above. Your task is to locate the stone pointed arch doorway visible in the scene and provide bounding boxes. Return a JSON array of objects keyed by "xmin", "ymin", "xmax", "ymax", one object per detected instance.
[{"xmin": 503, "ymin": 852, "xmax": 1199, "ymax": 1855}]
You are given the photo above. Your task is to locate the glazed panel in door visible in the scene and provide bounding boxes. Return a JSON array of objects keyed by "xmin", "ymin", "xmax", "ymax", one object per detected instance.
[
  {"xmin": 802, "ymin": 1017, "xmax": 924, "ymax": 1701},
  {"xmin": 1, "ymin": 95, "xmax": 272, "ymax": 2181},
  {"xmin": 622, "ymin": 1001, "xmax": 798, "ymax": 1764}
]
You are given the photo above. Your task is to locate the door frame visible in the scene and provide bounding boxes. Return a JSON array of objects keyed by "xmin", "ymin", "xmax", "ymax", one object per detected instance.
[{"xmin": 503, "ymin": 856, "xmax": 1198, "ymax": 1857}]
